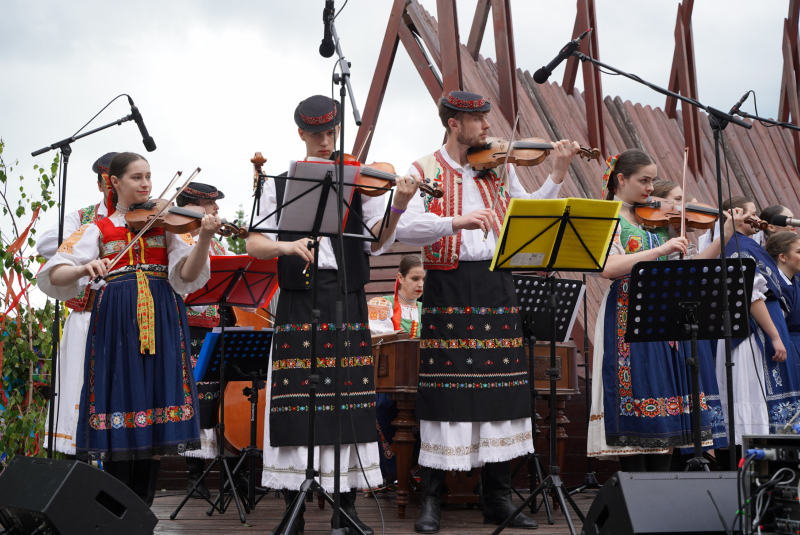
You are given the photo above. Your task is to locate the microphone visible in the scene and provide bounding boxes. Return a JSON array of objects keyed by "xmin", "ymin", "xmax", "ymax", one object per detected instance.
[
  {"xmin": 319, "ymin": 0, "xmax": 335, "ymax": 58},
  {"xmin": 127, "ymin": 97, "xmax": 156, "ymax": 152},
  {"xmin": 533, "ymin": 29, "xmax": 591, "ymax": 84},
  {"xmin": 728, "ymin": 91, "xmax": 750, "ymax": 115},
  {"xmin": 771, "ymin": 214, "xmax": 800, "ymax": 228}
]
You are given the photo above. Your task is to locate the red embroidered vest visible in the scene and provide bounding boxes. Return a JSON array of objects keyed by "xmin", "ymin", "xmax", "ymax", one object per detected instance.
[
  {"xmin": 412, "ymin": 150, "xmax": 510, "ymax": 270},
  {"xmin": 65, "ymin": 204, "xmax": 104, "ymax": 312},
  {"xmin": 186, "ymin": 239, "xmax": 226, "ymax": 328},
  {"xmin": 96, "ymin": 217, "xmax": 169, "ymax": 267}
]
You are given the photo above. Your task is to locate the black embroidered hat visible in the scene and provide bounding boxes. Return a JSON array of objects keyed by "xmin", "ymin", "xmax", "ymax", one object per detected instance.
[
  {"xmin": 176, "ymin": 182, "xmax": 225, "ymax": 201},
  {"xmin": 92, "ymin": 152, "xmax": 118, "ymax": 175},
  {"xmin": 439, "ymin": 91, "xmax": 491, "ymax": 113},
  {"xmin": 294, "ymin": 95, "xmax": 341, "ymax": 132}
]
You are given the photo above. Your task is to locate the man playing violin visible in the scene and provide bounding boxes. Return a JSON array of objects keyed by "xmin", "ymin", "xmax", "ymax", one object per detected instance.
[
  {"xmin": 395, "ymin": 90, "xmax": 583, "ymax": 533},
  {"xmin": 246, "ymin": 94, "xmax": 419, "ymax": 535}
]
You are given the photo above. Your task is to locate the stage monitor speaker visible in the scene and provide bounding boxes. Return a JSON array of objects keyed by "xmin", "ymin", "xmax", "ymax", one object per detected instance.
[
  {"xmin": 0, "ymin": 456, "xmax": 158, "ymax": 535},
  {"xmin": 582, "ymin": 471, "xmax": 738, "ymax": 535}
]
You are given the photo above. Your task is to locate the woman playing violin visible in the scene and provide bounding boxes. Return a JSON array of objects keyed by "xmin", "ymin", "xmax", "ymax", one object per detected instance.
[
  {"xmin": 37, "ymin": 152, "xmax": 221, "ymax": 505},
  {"xmin": 587, "ymin": 149, "xmax": 738, "ymax": 472},
  {"xmin": 717, "ymin": 196, "xmax": 800, "ymax": 449},
  {"xmin": 246, "ymin": 95, "xmax": 418, "ymax": 535}
]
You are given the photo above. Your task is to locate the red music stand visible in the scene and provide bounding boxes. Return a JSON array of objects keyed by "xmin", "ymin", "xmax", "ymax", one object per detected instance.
[{"xmin": 171, "ymin": 254, "xmax": 278, "ymax": 523}]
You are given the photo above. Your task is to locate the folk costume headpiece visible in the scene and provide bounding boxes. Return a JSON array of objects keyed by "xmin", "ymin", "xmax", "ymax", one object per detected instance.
[
  {"xmin": 176, "ymin": 182, "xmax": 225, "ymax": 202},
  {"xmin": 439, "ymin": 90, "xmax": 491, "ymax": 113},
  {"xmin": 294, "ymin": 95, "xmax": 341, "ymax": 132},
  {"xmin": 601, "ymin": 153, "xmax": 619, "ymax": 200},
  {"xmin": 93, "ymin": 152, "xmax": 118, "ymax": 216}
]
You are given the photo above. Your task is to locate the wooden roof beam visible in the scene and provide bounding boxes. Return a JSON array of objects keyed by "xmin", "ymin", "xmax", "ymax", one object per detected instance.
[
  {"xmin": 664, "ymin": 2, "xmax": 702, "ymax": 179},
  {"xmin": 353, "ymin": 0, "xmax": 443, "ymax": 161},
  {"xmin": 561, "ymin": 0, "xmax": 606, "ymax": 156},
  {"xmin": 436, "ymin": 0, "xmax": 464, "ymax": 95},
  {"xmin": 778, "ymin": 1, "xmax": 800, "ymax": 170}
]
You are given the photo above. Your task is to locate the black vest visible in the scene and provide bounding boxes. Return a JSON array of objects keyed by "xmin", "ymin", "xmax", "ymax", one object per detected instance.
[{"xmin": 274, "ymin": 172, "xmax": 371, "ymax": 292}]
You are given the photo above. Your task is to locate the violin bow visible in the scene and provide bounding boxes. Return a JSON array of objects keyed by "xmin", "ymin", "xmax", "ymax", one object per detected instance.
[
  {"xmin": 680, "ymin": 147, "xmax": 688, "ymax": 240},
  {"xmin": 483, "ymin": 110, "xmax": 521, "ymax": 242},
  {"xmin": 99, "ymin": 168, "xmax": 202, "ymax": 277},
  {"xmin": 155, "ymin": 170, "xmax": 183, "ymax": 201}
]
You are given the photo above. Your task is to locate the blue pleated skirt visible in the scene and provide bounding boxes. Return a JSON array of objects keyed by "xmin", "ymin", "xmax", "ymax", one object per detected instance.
[
  {"xmin": 602, "ymin": 277, "xmax": 728, "ymax": 450},
  {"xmin": 75, "ymin": 271, "xmax": 201, "ymax": 461}
]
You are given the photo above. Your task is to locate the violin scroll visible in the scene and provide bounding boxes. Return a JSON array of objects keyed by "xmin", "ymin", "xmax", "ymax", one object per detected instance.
[{"xmin": 252, "ymin": 151, "xmax": 267, "ymax": 196}]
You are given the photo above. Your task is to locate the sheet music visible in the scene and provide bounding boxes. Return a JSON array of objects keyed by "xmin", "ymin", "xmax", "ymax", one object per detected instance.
[{"xmin": 278, "ymin": 159, "xmax": 360, "ymax": 235}]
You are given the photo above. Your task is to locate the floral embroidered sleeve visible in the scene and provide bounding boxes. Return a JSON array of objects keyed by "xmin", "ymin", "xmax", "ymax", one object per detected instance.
[
  {"xmin": 608, "ymin": 226, "xmax": 625, "ymax": 256},
  {"xmin": 37, "ymin": 223, "xmax": 101, "ymax": 301}
]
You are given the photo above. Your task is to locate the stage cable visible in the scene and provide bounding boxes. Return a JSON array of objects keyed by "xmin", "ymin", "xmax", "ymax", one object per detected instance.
[
  {"xmin": 330, "ymin": 59, "xmax": 387, "ymax": 535},
  {"xmin": 71, "ymin": 94, "xmax": 131, "ymax": 137}
]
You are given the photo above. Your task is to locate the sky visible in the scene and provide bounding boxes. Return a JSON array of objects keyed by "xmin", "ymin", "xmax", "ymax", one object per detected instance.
[{"xmin": 0, "ymin": 0, "xmax": 791, "ymax": 303}]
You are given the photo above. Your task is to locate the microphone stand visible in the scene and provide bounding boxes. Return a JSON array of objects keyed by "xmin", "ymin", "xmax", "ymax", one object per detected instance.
[
  {"xmin": 734, "ymin": 110, "xmax": 800, "ymax": 132},
  {"xmin": 327, "ymin": 7, "xmax": 362, "ymax": 535},
  {"xmin": 31, "ymin": 110, "xmax": 141, "ymax": 458},
  {"xmin": 570, "ymin": 49, "xmax": 752, "ymax": 471}
]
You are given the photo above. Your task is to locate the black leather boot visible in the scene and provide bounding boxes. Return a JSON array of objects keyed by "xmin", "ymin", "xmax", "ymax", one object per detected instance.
[
  {"xmin": 134, "ymin": 459, "xmax": 162, "ymax": 507},
  {"xmin": 414, "ymin": 467, "xmax": 446, "ymax": 534},
  {"xmin": 271, "ymin": 490, "xmax": 305, "ymax": 535},
  {"xmin": 103, "ymin": 460, "xmax": 134, "ymax": 490},
  {"xmin": 185, "ymin": 457, "xmax": 211, "ymax": 500},
  {"xmin": 335, "ymin": 490, "xmax": 373, "ymax": 535},
  {"xmin": 481, "ymin": 461, "xmax": 538, "ymax": 529}
]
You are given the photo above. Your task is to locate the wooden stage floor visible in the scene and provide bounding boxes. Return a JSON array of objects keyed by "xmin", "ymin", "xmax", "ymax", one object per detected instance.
[{"xmin": 153, "ymin": 489, "xmax": 596, "ymax": 534}]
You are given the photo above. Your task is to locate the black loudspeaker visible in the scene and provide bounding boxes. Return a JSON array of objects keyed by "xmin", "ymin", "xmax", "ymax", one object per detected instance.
[
  {"xmin": 0, "ymin": 456, "xmax": 157, "ymax": 535},
  {"xmin": 582, "ymin": 471, "xmax": 738, "ymax": 535}
]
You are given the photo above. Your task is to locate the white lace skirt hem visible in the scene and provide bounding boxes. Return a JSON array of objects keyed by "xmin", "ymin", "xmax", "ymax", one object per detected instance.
[{"xmin": 418, "ymin": 418, "xmax": 534, "ymax": 471}]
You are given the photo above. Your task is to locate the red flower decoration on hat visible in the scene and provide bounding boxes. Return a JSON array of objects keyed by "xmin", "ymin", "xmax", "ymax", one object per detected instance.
[
  {"xmin": 300, "ymin": 103, "xmax": 338, "ymax": 125},
  {"xmin": 448, "ymin": 94, "xmax": 486, "ymax": 108}
]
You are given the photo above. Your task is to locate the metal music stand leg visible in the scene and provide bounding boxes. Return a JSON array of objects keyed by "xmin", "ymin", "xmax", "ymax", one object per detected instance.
[
  {"xmin": 171, "ymin": 292, "xmax": 247, "ymax": 523},
  {"xmin": 492, "ymin": 275, "xmax": 585, "ymax": 535},
  {"xmin": 680, "ymin": 304, "xmax": 710, "ymax": 472}
]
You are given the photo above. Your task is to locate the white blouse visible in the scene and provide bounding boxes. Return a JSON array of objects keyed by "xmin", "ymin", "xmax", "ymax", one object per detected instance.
[
  {"xmin": 37, "ymin": 202, "xmax": 108, "ymax": 261},
  {"xmin": 395, "ymin": 146, "xmax": 562, "ymax": 261},
  {"xmin": 37, "ymin": 213, "xmax": 209, "ymax": 301},
  {"xmin": 249, "ymin": 157, "xmax": 395, "ymax": 269}
]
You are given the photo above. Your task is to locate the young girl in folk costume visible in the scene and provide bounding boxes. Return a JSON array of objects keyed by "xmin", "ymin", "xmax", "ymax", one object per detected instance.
[
  {"xmin": 38, "ymin": 151, "xmax": 116, "ymax": 456},
  {"xmin": 767, "ymin": 231, "xmax": 800, "ymax": 356},
  {"xmin": 587, "ymin": 149, "xmax": 734, "ymax": 472},
  {"xmin": 760, "ymin": 204, "xmax": 797, "ymax": 240},
  {"xmin": 719, "ymin": 197, "xmax": 800, "ymax": 444},
  {"xmin": 37, "ymin": 152, "xmax": 221, "ymax": 506},
  {"xmin": 368, "ymin": 255, "xmax": 425, "ymax": 481}
]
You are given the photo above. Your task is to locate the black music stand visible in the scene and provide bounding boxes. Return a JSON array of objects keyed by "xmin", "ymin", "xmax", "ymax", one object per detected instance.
[
  {"xmin": 626, "ymin": 259, "xmax": 755, "ymax": 470},
  {"xmin": 510, "ymin": 275, "xmax": 585, "ymax": 522},
  {"xmin": 170, "ymin": 255, "xmax": 278, "ymax": 523},
  {"xmin": 490, "ymin": 198, "xmax": 619, "ymax": 535},
  {"xmin": 201, "ymin": 328, "xmax": 273, "ymax": 513},
  {"xmin": 248, "ymin": 161, "xmax": 391, "ymax": 535}
]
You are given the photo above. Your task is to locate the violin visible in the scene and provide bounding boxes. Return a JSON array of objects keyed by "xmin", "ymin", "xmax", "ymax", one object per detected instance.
[
  {"xmin": 746, "ymin": 217, "xmax": 770, "ymax": 231},
  {"xmin": 252, "ymin": 152, "xmax": 267, "ymax": 197},
  {"xmin": 466, "ymin": 137, "xmax": 602, "ymax": 171},
  {"xmin": 632, "ymin": 197, "xmax": 719, "ymax": 230},
  {"xmin": 125, "ymin": 199, "xmax": 249, "ymax": 238},
  {"xmin": 337, "ymin": 153, "xmax": 443, "ymax": 199}
]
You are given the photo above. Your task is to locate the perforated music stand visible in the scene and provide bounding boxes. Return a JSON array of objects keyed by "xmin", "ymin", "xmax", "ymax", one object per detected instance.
[
  {"xmin": 197, "ymin": 327, "xmax": 274, "ymax": 512},
  {"xmin": 490, "ymin": 198, "xmax": 619, "ymax": 535},
  {"xmin": 510, "ymin": 275, "xmax": 584, "ymax": 522},
  {"xmin": 626, "ymin": 259, "xmax": 755, "ymax": 470},
  {"xmin": 170, "ymin": 255, "xmax": 278, "ymax": 523}
]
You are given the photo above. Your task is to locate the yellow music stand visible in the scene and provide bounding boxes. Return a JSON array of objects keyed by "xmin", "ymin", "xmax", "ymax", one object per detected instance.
[
  {"xmin": 490, "ymin": 198, "xmax": 621, "ymax": 272},
  {"xmin": 487, "ymin": 197, "xmax": 620, "ymax": 535}
]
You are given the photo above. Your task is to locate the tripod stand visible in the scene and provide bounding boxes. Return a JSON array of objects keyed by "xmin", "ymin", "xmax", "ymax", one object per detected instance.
[
  {"xmin": 170, "ymin": 255, "xmax": 278, "ymax": 523},
  {"xmin": 489, "ymin": 197, "xmax": 619, "ymax": 535}
]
